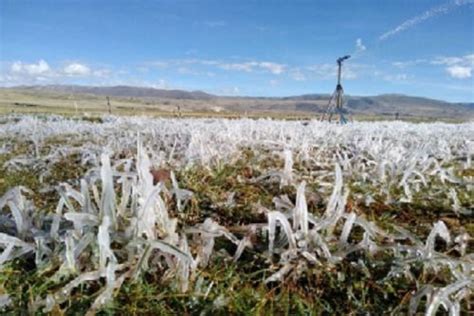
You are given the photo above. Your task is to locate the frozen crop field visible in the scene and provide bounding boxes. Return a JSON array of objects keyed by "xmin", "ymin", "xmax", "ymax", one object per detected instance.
[{"xmin": 0, "ymin": 114, "xmax": 472, "ymax": 314}]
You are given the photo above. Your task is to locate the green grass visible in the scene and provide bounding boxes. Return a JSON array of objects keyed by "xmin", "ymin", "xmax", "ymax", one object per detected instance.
[{"xmin": 0, "ymin": 126, "xmax": 471, "ymax": 314}]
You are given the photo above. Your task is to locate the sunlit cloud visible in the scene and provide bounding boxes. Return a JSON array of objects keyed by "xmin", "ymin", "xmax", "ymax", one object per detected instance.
[
  {"xmin": 446, "ymin": 65, "xmax": 471, "ymax": 78},
  {"xmin": 147, "ymin": 59, "xmax": 287, "ymax": 75},
  {"xmin": 383, "ymin": 73, "xmax": 410, "ymax": 82},
  {"xmin": 355, "ymin": 38, "xmax": 366, "ymax": 53},
  {"xmin": 432, "ymin": 53, "xmax": 474, "ymax": 79},
  {"xmin": 379, "ymin": 0, "xmax": 474, "ymax": 40},
  {"xmin": 1, "ymin": 60, "xmax": 109, "ymax": 85},
  {"xmin": 63, "ymin": 63, "xmax": 91, "ymax": 76},
  {"xmin": 11, "ymin": 60, "xmax": 51, "ymax": 76}
]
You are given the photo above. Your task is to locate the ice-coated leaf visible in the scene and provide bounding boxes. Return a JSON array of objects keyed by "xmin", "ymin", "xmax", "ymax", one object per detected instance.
[
  {"xmin": 50, "ymin": 198, "xmax": 65, "ymax": 239},
  {"xmin": 64, "ymin": 212, "xmax": 99, "ymax": 230},
  {"xmin": 308, "ymin": 230, "xmax": 332, "ymax": 260},
  {"xmin": 340, "ymin": 212, "xmax": 357, "ymax": 244},
  {"xmin": 233, "ymin": 235, "xmax": 252, "ymax": 262},
  {"xmin": 86, "ymin": 268, "xmax": 128, "ymax": 316},
  {"xmin": 454, "ymin": 232, "xmax": 470, "ymax": 256},
  {"xmin": 0, "ymin": 294, "xmax": 11, "ymax": 309},
  {"xmin": 148, "ymin": 239, "xmax": 193, "ymax": 266},
  {"xmin": 73, "ymin": 232, "xmax": 94, "ymax": 259},
  {"xmin": 425, "ymin": 279, "xmax": 471, "ymax": 316},
  {"xmin": 0, "ymin": 232, "xmax": 33, "ymax": 249},
  {"xmin": 100, "ymin": 154, "xmax": 116, "ymax": 226},
  {"xmin": 424, "ymin": 221, "xmax": 451, "ymax": 259},
  {"xmin": 0, "ymin": 244, "xmax": 15, "ymax": 266},
  {"xmin": 281, "ymin": 149, "xmax": 293, "ymax": 186},
  {"xmin": 171, "ymin": 171, "xmax": 193, "ymax": 212},
  {"xmin": 176, "ymin": 234, "xmax": 194, "ymax": 292},
  {"xmin": 98, "ymin": 216, "xmax": 115, "ymax": 270},
  {"xmin": 265, "ymin": 263, "xmax": 293, "ymax": 283},
  {"xmin": 293, "ymin": 181, "xmax": 308, "ymax": 235},
  {"xmin": 409, "ymin": 285, "xmax": 433, "ymax": 315},
  {"xmin": 0, "ymin": 187, "xmax": 33, "ymax": 237},
  {"xmin": 34, "ymin": 236, "xmax": 52, "ymax": 268},
  {"xmin": 64, "ymin": 231, "xmax": 76, "ymax": 273},
  {"xmin": 267, "ymin": 211, "xmax": 296, "ymax": 253}
]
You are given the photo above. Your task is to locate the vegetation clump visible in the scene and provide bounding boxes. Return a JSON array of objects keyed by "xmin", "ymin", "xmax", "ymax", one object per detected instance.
[{"xmin": 0, "ymin": 114, "xmax": 472, "ymax": 314}]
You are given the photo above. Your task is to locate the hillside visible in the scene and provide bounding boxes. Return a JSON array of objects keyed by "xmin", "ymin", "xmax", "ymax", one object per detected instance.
[
  {"xmin": 14, "ymin": 85, "xmax": 216, "ymax": 100},
  {"xmin": 1, "ymin": 85, "xmax": 473, "ymax": 120}
]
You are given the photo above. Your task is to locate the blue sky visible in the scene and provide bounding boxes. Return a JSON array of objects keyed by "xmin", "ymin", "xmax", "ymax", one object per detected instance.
[{"xmin": 1, "ymin": 0, "xmax": 473, "ymax": 102}]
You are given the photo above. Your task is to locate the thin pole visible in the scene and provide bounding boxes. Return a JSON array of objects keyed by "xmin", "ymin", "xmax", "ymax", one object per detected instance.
[
  {"xmin": 337, "ymin": 61, "xmax": 342, "ymax": 86},
  {"xmin": 107, "ymin": 96, "xmax": 111, "ymax": 114}
]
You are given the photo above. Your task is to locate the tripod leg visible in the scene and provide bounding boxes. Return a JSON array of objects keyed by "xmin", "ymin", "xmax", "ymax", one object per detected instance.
[
  {"xmin": 322, "ymin": 89, "xmax": 338, "ymax": 122},
  {"xmin": 336, "ymin": 87, "xmax": 348, "ymax": 124}
]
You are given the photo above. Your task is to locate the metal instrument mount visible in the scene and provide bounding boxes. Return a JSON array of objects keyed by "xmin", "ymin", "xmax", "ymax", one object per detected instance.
[{"xmin": 321, "ymin": 55, "xmax": 350, "ymax": 124}]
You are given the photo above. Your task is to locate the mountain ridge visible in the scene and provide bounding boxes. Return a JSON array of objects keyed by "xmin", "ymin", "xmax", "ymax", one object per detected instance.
[{"xmin": 2, "ymin": 84, "xmax": 473, "ymax": 119}]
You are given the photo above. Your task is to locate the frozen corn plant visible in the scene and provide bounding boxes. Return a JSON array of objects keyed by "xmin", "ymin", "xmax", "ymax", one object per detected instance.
[{"xmin": 0, "ymin": 114, "xmax": 472, "ymax": 314}]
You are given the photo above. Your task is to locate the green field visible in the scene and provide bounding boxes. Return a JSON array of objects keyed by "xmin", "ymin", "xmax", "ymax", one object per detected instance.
[{"xmin": 0, "ymin": 113, "xmax": 472, "ymax": 315}]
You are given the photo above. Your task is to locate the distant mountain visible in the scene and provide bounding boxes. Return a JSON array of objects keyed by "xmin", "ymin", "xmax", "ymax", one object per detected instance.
[
  {"xmin": 3, "ymin": 85, "xmax": 474, "ymax": 120},
  {"xmin": 346, "ymin": 94, "xmax": 474, "ymax": 118},
  {"xmin": 15, "ymin": 85, "xmax": 215, "ymax": 100}
]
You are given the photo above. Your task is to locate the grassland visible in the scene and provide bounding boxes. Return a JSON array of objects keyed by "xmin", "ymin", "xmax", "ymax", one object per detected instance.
[
  {"xmin": 1, "ymin": 88, "xmax": 470, "ymax": 123},
  {"xmin": 0, "ymin": 114, "xmax": 472, "ymax": 315}
]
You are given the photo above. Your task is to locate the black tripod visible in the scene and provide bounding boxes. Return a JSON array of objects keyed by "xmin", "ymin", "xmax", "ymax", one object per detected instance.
[{"xmin": 321, "ymin": 55, "xmax": 350, "ymax": 124}]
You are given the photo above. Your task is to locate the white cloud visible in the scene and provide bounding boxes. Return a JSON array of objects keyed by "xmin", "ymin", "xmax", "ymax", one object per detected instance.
[
  {"xmin": 432, "ymin": 53, "xmax": 474, "ymax": 79},
  {"xmin": 391, "ymin": 54, "xmax": 474, "ymax": 79},
  {"xmin": 355, "ymin": 38, "xmax": 366, "ymax": 53},
  {"xmin": 269, "ymin": 79, "xmax": 279, "ymax": 86},
  {"xmin": 177, "ymin": 66, "xmax": 194, "ymax": 74},
  {"xmin": 1, "ymin": 59, "xmax": 110, "ymax": 85},
  {"xmin": 219, "ymin": 62, "xmax": 255, "ymax": 72},
  {"xmin": 290, "ymin": 69, "xmax": 307, "ymax": 81},
  {"xmin": 63, "ymin": 63, "xmax": 91, "ymax": 76},
  {"xmin": 92, "ymin": 69, "xmax": 111, "ymax": 77},
  {"xmin": 392, "ymin": 59, "xmax": 427, "ymax": 68},
  {"xmin": 259, "ymin": 62, "xmax": 285, "ymax": 74},
  {"xmin": 147, "ymin": 58, "xmax": 287, "ymax": 75},
  {"xmin": 307, "ymin": 63, "xmax": 357, "ymax": 80},
  {"xmin": 383, "ymin": 73, "xmax": 410, "ymax": 82},
  {"xmin": 432, "ymin": 54, "xmax": 474, "ymax": 66},
  {"xmin": 202, "ymin": 20, "xmax": 227, "ymax": 28},
  {"xmin": 379, "ymin": 0, "xmax": 474, "ymax": 41},
  {"xmin": 149, "ymin": 61, "xmax": 170, "ymax": 68},
  {"xmin": 219, "ymin": 61, "xmax": 286, "ymax": 74},
  {"xmin": 432, "ymin": 56, "xmax": 464, "ymax": 66},
  {"xmin": 146, "ymin": 58, "xmax": 368, "ymax": 82},
  {"xmin": 446, "ymin": 65, "xmax": 471, "ymax": 78},
  {"xmin": 150, "ymin": 79, "xmax": 169, "ymax": 89},
  {"xmin": 11, "ymin": 60, "xmax": 51, "ymax": 76}
]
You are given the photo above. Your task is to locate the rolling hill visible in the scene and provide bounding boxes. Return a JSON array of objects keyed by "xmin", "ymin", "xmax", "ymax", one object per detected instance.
[{"xmin": 1, "ymin": 85, "xmax": 473, "ymax": 120}]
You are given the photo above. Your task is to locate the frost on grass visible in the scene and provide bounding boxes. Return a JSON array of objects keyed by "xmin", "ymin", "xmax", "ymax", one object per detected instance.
[{"xmin": 0, "ymin": 115, "xmax": 472, "ymax": 314}]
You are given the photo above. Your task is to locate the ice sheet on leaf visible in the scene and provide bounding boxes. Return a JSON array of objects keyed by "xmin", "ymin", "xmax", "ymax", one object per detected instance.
[
  {"xmin": 293, "ymin": 181, "xmax": 308, "ymax": 235},
  {"xmin": 98, "ymin": 216, "xmax": 116, "ymax": 271},
  {"xmin": 424, "ymin": 221, "xmax": 450, "ymax": 259},
  {"xmin": 281, "ymin": 149, "xmax": 294, "ymax": 186},
  {"xmin": 100, "ymin": 154, "xmax": 116, "ymax": 226},
  {"xmin": 0, "ymin": 187, "xmax": 34, "ymax": 237},
  {"xmin": 170, "ymin": 171, "xmax": 193, "ymax": 212},
  {"xmin": 187, "ymin": 218, "xmax": 238, "ymax": 267},
  {"xmin": 0, "ymin": 233, "xmax": 35, "ymax": 266},
  {"xmin": 0, "ymin": 294, "xmax": 11, "ymax": 309},
  {"xmin": 267, "ymin": 211, "xmax": 297, "ymax": 254}
]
